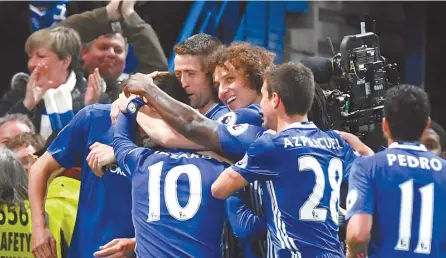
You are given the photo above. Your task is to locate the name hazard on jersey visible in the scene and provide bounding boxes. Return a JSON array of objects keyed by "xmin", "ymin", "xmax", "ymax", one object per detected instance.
[{"xmin": 0, "ymin": 231, "xmax": 32, "ymax": 255}]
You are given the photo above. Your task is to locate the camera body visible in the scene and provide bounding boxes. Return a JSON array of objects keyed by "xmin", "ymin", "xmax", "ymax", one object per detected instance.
[{"xmin": 325, "ymin": 30, "xmax": 399, "ymax": 136}]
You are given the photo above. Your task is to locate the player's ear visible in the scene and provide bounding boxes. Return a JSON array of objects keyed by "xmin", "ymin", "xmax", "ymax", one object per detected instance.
[
  {"xmin": 272, "ymin": 92, "xmax": 280, "ymax": 109},
  {"xmin": 425, "ymin": 117, "xmax": 432, "ymax": 130},
  {"xmin": 382, "ymin": 117, "xmax": 390, "ymax": 140}
]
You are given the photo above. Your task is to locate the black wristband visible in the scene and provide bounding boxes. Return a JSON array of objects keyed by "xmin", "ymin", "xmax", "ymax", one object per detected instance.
[{"xmin": 127, "ymin": 97, "xmax": 146, "ymax": 115}]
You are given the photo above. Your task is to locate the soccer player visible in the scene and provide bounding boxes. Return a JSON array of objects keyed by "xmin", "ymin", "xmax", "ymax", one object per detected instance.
[
  {"xmin": 28, "ymin": 73, "xmax": 188, "ymax": 258},
  {"xmin": 210, "ymin": 63, "xmax": 359, "ymax": 257},
  {"xmin": 113, "ymin": 95, "xmax": 228, "ymax": 257},
  {"xmin": 124, "ymin": 64, "xmax": 371, "ymax": 258},
  {"xmin": 346, "ymin": 84, "xmax": 446, "ymax": 258}
]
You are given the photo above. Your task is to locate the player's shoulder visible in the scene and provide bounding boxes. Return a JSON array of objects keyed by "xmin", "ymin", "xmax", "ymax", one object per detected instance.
[
  {"xmin": 217, "ymin": 107, "xmax": 262, "ymax": 126},
  {"xmin": 78, "ymin": 103, "xmax": 111, "ymax": 120},
  {"xmin": 247, "ymin": 130, "xmax": 276, "ymax": 153}
]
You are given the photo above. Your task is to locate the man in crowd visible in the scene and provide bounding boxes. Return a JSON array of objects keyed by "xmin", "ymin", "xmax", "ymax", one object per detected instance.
[
  {"xmin": 346, "ymin": 84, "xmax": 446, "ymax": 257},
  {"xmin": 0, "ymin": 114, "xmax": 34, "ymax": 145}
]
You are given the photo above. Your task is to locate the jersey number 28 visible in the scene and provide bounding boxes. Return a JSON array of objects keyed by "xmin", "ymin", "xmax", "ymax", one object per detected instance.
[
  {"xmin": 147, "ymin": 161, "xmax": 202, "ymax": 222},
  {"xmin": 298, "ymin": 156, "xmax": 343, "ymax": 224}
]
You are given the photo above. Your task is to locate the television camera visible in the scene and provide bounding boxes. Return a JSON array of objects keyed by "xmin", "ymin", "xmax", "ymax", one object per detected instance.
[{"xmin": 302, "ymin": 22, "xmax": 400, "ymax": 138}]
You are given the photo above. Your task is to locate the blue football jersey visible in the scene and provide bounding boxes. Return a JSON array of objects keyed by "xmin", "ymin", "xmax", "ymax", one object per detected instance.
[
  {"xmin": 217, "ymin": 106, "xmax": 263, "ymax": 127},
  {"xmin": 232, "ymin": 121, "xmax": 358, "ymax": 257},
  {"xmin": 47, "ymin": 104, "xmax": 134, "ymax": 258},
  {"xmin": 205, "ymin": 103, "xmax": 230, "ymax": 120},
  {"xmin": 217, "ymin": 124, "xmax": 267, "ymax": 161},
  {"xmin": 346, "ymin": 142, "xmax": 446, "ymax": 257},
  {"xmin": 114, "ymin": 112, "xmax": 228, "ymax": 258}
]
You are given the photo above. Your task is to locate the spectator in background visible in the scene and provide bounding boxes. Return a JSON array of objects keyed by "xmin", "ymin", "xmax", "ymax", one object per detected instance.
[
  {"xmin": 58, "ymin": 0, "xmax": 167, "ymax": 102},
  {"xmin": 421, "ymin": 119, "xmax": 446, "ymax": 158},
  {"xmin": 0, "ymin": 114, "xmax": 35, "ymax": 145},
  {"xmin": 0, "ymin": 26, "xmax": 84, "ymax": 140},
  {"xmin": 0, "ymin": 147, "xmax": 71, "ymax": 258},
  {"xmin": 0, "ymin": 1, "xmax": 104, "ymax": 99},
  {"xmin": 6, "ymin": 132, "xmax": 44, "ymax": 173}
]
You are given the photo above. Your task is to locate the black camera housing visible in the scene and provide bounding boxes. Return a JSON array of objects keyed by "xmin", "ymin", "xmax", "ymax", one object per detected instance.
[{"xmin": 326, "ymin": 31, "xmax": 400, "ymax": 137}]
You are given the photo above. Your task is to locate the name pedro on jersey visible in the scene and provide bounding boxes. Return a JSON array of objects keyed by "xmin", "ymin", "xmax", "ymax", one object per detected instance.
[
  {"xmin": 283, "ymin": 136, "xmax": 342, "ymax": 150},
  {"xmin": 0, "ymin": 231, "xmax": 32, "ymax": 255},
  {"xmin": 387, "ymin": 154, "xmax": 443, "ymax": 171}
]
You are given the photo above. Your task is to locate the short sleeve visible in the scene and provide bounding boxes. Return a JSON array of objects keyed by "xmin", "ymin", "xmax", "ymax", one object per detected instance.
[
  {"xmin": 231, "ymin": 133, "xmax": 279, "ymax": 183},
  {"xmin": 47, "ymin": 107, "xmax": 90, "ymax": 169},
  {"xmin": 217, "ymin": 108, "xmax": 263, "ymax": 127},
  {"xmin": 217, "ymin": 124, "xmax": 266, "ymax": 160},
  {"xmin": 345, "ymin": 160, "xmax": 375, "ymax": 220}
]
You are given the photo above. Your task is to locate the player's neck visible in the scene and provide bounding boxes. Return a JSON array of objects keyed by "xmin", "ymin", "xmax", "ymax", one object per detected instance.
[
  {"xmin": 276, "ymin": 113, "xmax": 309, "ymax": 133},
  {"xmin": 198, "ymin": 100, "xmax": 217, "ymax": 115}
]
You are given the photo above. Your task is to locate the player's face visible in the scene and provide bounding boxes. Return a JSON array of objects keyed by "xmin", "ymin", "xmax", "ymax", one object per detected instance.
[
  {"xmin": 421, "ymin": 128, "xmax": 442, "ymax": 156},
  {"xmin": 174, "ymin": 54, "xmax": 214, "ymax": 110},
  {"xmin": 0, "ymin": 121, "xmax": 32, "ymax": 145},
  {"xmin": 82, "ymin": 34, "xmax": 126, "ymax": 81},
  {"xmin": 214, "ymin": 62, "xmax": 261, "ymax": 111},
  {"xmin": 260, "ymin": 81, "xmax": 277, "ymax": 130}
]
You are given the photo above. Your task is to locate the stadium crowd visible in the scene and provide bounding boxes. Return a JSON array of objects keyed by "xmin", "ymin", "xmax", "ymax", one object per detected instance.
[{"xmin": 1, "ymin": 1, "xmax": 445, "ymax": 258}]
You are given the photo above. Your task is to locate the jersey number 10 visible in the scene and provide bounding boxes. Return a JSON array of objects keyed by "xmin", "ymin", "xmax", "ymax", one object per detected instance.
[{"xmin": 147, "ymin": 161, "xmax": 202, "ymax": 222}]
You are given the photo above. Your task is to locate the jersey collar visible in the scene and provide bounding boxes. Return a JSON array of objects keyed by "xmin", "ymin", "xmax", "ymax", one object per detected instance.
[
  {"xmin": 388, "ymin": 142, "xmax": 427, "ymax": 152},
  {"xmin": 284, "ymin": 121, "xmax": 317, "ymax": 130},
  {"xmin": 203, "ymin": 103, "xmax": 220, "ymax": 118}
]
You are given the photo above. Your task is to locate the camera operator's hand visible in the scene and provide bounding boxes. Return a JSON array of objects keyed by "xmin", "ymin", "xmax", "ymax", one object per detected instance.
[{"xmin": 335, "ymin": 130, "xmax": 374, "ymax": 156}]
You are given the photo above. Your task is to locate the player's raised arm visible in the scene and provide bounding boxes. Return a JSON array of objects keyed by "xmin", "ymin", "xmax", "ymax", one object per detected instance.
[
  {"xmin": 345, "ymin": 161, "xmax": 374, "ymax": 258},
  {"xmin": 113, "ymin": 98, "xmax": 150, "ymax": 177},
  {"xmin": 123, "ymin": 73, "xmax": 222, "ymax": 151}
]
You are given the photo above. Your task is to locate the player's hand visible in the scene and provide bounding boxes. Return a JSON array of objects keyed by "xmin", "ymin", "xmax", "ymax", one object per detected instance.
[
  {"xmin": 31, "ymin": 227, "xmax": 57, "ymax": 258},
  {"xmin": 123, "ymin": 73, "xmax": 158, "ymax": 98},
  {"xmin": 334, "ymin": 130, "xmax": 374, "ymax": 156},
  {"xmin": 110, "ymin": 93, "xmax": 136, "ymax": 125},
  {"xmin": 86, "ymin": 142, "xmax": 116, "ymax": 178},
  {"xmin": 93, "ymin": 238, "xmax": 136, "ymax": 258},
  {"xmin": 85, "ymin": 68, "xmax": 104, "ymax": 106}
]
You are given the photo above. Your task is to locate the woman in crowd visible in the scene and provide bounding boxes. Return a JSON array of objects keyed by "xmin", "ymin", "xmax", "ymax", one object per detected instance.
[{"xmin": 0, "ymin": 26, "xmax": 85, "ymax": 139}]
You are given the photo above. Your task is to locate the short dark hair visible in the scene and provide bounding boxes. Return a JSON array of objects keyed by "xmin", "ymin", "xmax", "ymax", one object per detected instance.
[
  {"xmin": 430, "ymin": 120, "xmax": 446, "ymax": 151},
  {"xmin": 211, "ymin": 42, "xmax": 276, "ymax": 93},
  {"xmin": 264, "ymin": 62, "xmax": 315, "ymax": 116},
  {"xmin": 174, "ymin": 33, "xmax": 223, "ymax": 74},
  {"xmin": 6, "ymin": 133, "xmax": 45, "ymax": 152},
  {"xmin": 154, "ymin": 73, "xmax": 190, "ymax": 105},
  {"xmin": 384, "ymin": 84, "xmax": 431, "ymax": 142}
]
